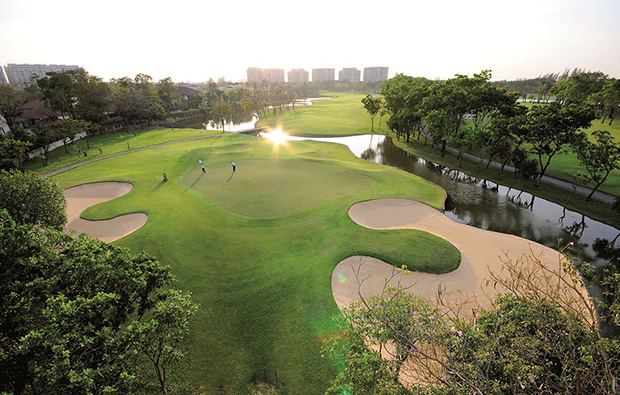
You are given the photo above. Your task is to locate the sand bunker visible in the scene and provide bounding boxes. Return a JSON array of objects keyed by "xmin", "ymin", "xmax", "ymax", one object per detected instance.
[
  {"xmin": 64, "ymin": 182, "xmax": 148, "ymax": 242},
  {"xmin": 332, "ymin": 198, "xmax": 567, "ymax": 311}
]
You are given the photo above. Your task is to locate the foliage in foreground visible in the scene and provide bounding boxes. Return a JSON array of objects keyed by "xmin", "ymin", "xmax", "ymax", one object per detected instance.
[
  {"xmin": 328, "ymin": 252, "xmax": 620, "ymax": 394},
  {"xmin": 0, "ymin": 208, "xmax": 197, "ymax": 394}
]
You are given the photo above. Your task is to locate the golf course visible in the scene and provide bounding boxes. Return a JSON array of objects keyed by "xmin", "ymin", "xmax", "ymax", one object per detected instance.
[
  {"xmin": 46, "ymin": 92, "xmax": 598, "ymax": 393},
  {"xmin": 51, "ymin": 123, "xmax": 461, "ymax": 392}
]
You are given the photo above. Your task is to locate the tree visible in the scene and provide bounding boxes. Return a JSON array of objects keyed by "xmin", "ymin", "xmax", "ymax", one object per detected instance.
[
  {"xmin": 72, "ymin": 70, "xmax": 111, "ymax": 123},
  {"xmin": 527, "ymin": 102, "xmax": 595, "ymax": 186},
  {"xmin": 361, "ymin": 94, "xmax": 383, "ymax": 132},
  {"xmin": 37, "ymin": 69, "xmax": 110, "ymax": 123},
  {"xmin": 53, "ymin": 118, "xmax": 92, "ymax": 153},
  {"xmin": 0, "ymin": 138, "xmax": 32, "ymax": 170},
  {"xmin": 591, "ymin": 78, "xmax": 620, "ymax": 125},
  {"xmin": 37, "ymin": 70, "xmax": 77, "ymax": 118},
  {"xmin": 157, "ymin": 77, "xmax": 183, "ymax": 111},
  {"xmin": 575, "ymin": 130, "xmax": 620, "ymax": 200},
  {"xmin": 0, "ymin": 210, "xmax": 197, "ymax": 394},
  {"xmin": 0, "ymin": 169, "xmax": 66, "ymax": 229},
  {"xmin": 329, "ymin": 251, "xmax": 619, "ymax": 394},
  {"xmin": 551, "ymin": 71, "xmax": 607, "ymax": 104},
  {"xmin": 210, "ymin": 97, "xmax": 234, "ymax": 132},
  {"xmin": 0, "ymin": 84, "xmax": 26, "ymax": 129},
  {"xmin": 132, "ymin": 289, "xmax": 198, "ymax": 394},
  {"xmin": 111, "ymin": 74, "xmax": 165, "ymax": 125}
]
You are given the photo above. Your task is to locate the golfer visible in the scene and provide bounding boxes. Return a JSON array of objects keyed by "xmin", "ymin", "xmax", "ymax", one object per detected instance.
[
  {"xmin": 200, "ymin": 160, "xmax": 206, "ymax": 173},
  {"xmin": 231, "ymin": 161, "xmax": 236, "ymax": 172}
]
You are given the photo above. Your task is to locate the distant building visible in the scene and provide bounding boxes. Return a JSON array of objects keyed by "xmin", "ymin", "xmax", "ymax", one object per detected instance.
[
  {"xmin": 0, "ymin": 114, "xmax": 9, "ymax": 135},
  {"xmin": 339, "ymin": 68, "xmax": 361, "ymax": 83},
  {"xmin": 312, "ymin": 68, "xmax": 335, "ymax": 82},
  {"xmin": 262, "ymin": 68, "xmax": 285, "ymax": 83},
  {"xmin": 363, "ymin": 67, "xmax": 389, "ymax": 83},
  {"xmin": 288, "ymin": 69, "xmax": 309, "ymax": 83},
  {"xmin": 247, "ymin": 67, "xmax": 263, "ymax": 83},
  {"xmin": 4, "ymin": 63, "xmax": 81, "ymax": 89},
  {"xmin": 0, "ymin": 67, "xmax": 8, "ymax": 85}
]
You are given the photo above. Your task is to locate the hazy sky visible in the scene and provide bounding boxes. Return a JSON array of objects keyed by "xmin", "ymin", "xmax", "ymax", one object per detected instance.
[{"xmin": 1, "ymin": 0, "xmax": 619, "ymax": 83}]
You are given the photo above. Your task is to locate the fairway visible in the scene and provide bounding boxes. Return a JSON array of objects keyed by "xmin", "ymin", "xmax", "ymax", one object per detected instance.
[{"xmin": 53, "ymin": 134, "xmax": 457, "ymax": 393}]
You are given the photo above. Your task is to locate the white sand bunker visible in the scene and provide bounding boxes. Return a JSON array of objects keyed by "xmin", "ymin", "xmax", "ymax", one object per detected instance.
[
  {"xmin": 64, "ymin": 182, "xmax": 148, "ymax": 242},
  {"xmin": 332, "ymin": 198, "xmax": 566, "ymax": 311}
]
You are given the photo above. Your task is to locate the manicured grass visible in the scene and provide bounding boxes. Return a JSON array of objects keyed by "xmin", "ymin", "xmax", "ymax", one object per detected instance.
[
  {"xmin": 25, "ymin": 126, "xmax": 223, "ymax": 174},
  {"xmin": 257, "ymin": 92, "xmax": 386, "ymax": 136},
  {"xmin": 52, "ymin": 134, "xmax": 458, "ymax": 393}
]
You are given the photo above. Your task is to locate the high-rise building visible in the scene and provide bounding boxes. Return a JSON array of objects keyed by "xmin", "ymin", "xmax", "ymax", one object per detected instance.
[
  {"xmin": 247, "ymin": 67, "xmax": 263, "ymax": 83},
  {"xmin": 262, "ymin": 68, "xmax": 285, "ymax": 82},
  {"xmin": 0, "ymin": 67, "xmax": 8, "ymax": 85},
  {"xmin": 312, "ymin": 68, "xmax": 335, "ymax": 82},
  {"xmin": 339, "ymin": 68, "xmax": 361, "ymax": 83},
  {"xmin": 288, "ymin": 69, "xmax": 309, "ymax": 83},
  {"xmin": 4, "ymin": 63, "xmax": 80, "ymax": 89},
  {"xmin": 363, "ymin": 67, "xmax": 389, "ymax": 83}
]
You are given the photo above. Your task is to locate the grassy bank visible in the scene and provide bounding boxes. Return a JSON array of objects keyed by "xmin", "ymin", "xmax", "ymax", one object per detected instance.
[
  {"xmin": 25, "ymin": 126, "xmax": 223, "ymax": 174},
  {"xmin": 52, "ymin": 134, "xmax": 458, "ymax": 393}
]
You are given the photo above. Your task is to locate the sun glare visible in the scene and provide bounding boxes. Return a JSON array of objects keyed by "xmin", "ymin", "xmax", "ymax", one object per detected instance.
[{"xmin": 264, "ymin": 128, "xmax": 288, "ymax": 147}]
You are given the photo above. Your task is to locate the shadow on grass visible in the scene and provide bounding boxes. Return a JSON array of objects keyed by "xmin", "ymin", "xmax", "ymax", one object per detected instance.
[
  {"xmin": 190, "ymin": 172, "xmax": 205, "ymax": 188},
  {"xmin": 226, "ymin": 171, "xmax": 235, "ymax": 183},
  {"xmin": 152, "ymin": 180, "xmax": 167, "ymax": 192}
]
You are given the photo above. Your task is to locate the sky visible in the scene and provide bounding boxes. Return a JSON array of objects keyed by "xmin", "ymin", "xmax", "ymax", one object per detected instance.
[{"xmin": 1, "ymin": 0, "xmax": 619, "ymax": 83}]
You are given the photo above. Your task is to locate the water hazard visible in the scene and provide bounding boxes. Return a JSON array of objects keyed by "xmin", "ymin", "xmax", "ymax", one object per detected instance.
[{"xmin": 274, "ymin": 133, "xmax": 619, "ymax": 267}]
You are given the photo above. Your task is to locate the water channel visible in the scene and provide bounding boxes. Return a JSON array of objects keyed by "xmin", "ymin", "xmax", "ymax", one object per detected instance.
[
  {"xmin": 186, "ymin": 110, "xmax": 619, "ymax": 268},
  {"xmin": 276, "ymin": 133, "xmax": 620, "ymax": 268}
]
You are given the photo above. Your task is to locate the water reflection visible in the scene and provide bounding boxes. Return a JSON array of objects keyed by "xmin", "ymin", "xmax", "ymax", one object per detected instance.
[
  {"xmin": 204, "ymin": 112, "xmax": 258, "ymax": 132},
  {"xmin": 278, "ymin": 133, "xmax": 619, "ymax": 266}
]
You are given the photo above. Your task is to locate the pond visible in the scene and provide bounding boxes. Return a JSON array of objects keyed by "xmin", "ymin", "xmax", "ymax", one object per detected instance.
[{"xmin": 270, "ymin": 133, "xmax": 620, "ymax": 267}]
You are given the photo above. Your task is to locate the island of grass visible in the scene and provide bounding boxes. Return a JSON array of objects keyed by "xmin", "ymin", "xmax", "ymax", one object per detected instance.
[{"xmin": 53, "ymin": 133, "xmax": 459, "ymax": 393}]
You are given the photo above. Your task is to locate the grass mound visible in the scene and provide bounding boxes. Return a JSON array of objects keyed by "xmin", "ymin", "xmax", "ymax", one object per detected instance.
[{"xmin": 183, "ymin": 159, "xmax": 377, "ymax": 218}]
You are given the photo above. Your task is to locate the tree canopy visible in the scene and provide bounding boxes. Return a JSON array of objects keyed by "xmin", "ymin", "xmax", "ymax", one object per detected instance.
[{"xmin": 0, "ymin": 169, "xmax": 66, "ymax": 229}]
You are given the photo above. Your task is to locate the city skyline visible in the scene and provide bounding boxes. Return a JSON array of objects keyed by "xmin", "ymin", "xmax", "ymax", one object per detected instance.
[{"xmin": 1, "ymin": 0, "xmax": 619, "ymax": 83}]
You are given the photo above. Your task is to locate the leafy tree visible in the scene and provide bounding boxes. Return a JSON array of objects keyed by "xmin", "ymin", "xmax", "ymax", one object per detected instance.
[
  {"xmin": 36, "ymin": 69, "xmax": 110, "ymax": 123},
  {"xmin": 132, "ymin": 289, "xmax": 198, "ymax": 394},
  {"xmin": 424, "ymin": 108, "xmax": 452, "ymax": 157},
  {"xmin": 527, "ymin": 102, "xmax": 595, "ymax": 186},
  {"xmin": 157, "ymin": 77, "xmax": 183, "ymax": 111},
  {"xmin": 0, "ymin": 210, "xmax": 197, "ymax": 394},
  {"xmin": 32, "ymin": 121, "xmax": 58, "ymax": 165},
  {"xmin": 0, "ymin": 84, "xmax": 27, "ymax": 129},
  {"xmin": 591, "ymin": 78, "xmax": 620, "ymax": 125},
  {"xmin": 485, "ymin": 110, "xmax": 529, "ymax": 178},
  {"xmin": 551, "ymin": 71, "xmax": 607, "ymax": 104},
  {"xmin": 210, "ymin": 97, "xmax": 234, "ymax": 132},
  {"xmin": 330, "ymin": 251, "xmax": 619, "ymax": 394},
  {"xmin": 0, "ymin": 138, "xmax": 32, "ymax": 170},
  {"xmin": 53, "ymin": 118, "xmax": 92, "ymax": 153},
  {"xmin": 111, "ymin": 74, "xmax": 165, "ymax": 125},
  {"xmin": 575, "ymin": 130, "xmax": 620, "ymax": 200},
  {"xmin": 0, "ymin": 169, "xmax": 66, "ymax": 229},
  {"xmin": 361, "ymin": 94, "xmax": 383, "ymax": 132},
  {"xmin": 37, "ymin": 70, "xmax": 77, "ymax": 118},
  {"xmin": 72, "ymin": 70, "xmax": 110, "ymax": 123}
]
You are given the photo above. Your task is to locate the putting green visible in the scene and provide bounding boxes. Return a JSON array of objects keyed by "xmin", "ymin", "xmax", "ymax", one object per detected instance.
[{"xmin": 183, "ymin": 159, "xmax": 377, "ymax": 218}]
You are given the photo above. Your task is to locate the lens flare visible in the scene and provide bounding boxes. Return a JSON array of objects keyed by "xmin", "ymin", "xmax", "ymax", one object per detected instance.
[
  {"xmin": 338, "ymin": 272, "xmax": 346, "ymax": 283},
  {"xmin": 263, "ymin": 128, "xmax": 288, "ymax": 147}
]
